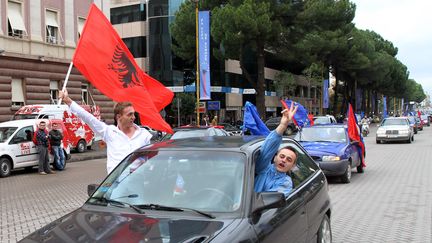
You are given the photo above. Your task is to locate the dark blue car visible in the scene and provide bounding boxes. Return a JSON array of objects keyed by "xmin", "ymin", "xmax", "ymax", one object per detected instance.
[{"xmin": 294, "ymin": 124, "xmax": 364, "ymax": 183}]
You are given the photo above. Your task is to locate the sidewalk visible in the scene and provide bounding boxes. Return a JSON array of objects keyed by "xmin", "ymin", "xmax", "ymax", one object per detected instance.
[{"xmin": 68, "ymin": 140, "xmax": 107, "ymax": 162}]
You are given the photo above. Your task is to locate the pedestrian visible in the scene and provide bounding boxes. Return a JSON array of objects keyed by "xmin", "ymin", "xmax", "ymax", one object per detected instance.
[
  {"xmin": 255, "ymin": 102, "xmax": 298, "ymax": 197},
  {"xmin": 211, "ymin": 115, "xmax": 218, "ymax": 126},
  {"xmin": 49, "ymin": 122, "xmax": 65, "ymax": 171},
  {"xmin": 34, "ymin": 121, "xmax": 54, "ymax": 175},
  {"xmin": 59, "ymin": 90, "xmax": 152, "ymax": 174},
  {"xmin": 202, "ymin": 114, "xmax": 209, "ymax": 126}
]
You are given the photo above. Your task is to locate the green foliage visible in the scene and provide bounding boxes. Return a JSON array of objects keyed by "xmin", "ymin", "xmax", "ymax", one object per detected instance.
[
  {"xmin": 172, "ymin": 93, "xmax": 196, "ymax": 115},
  {"xmin": 274, "ymin": 71, "xmax": 296, "ymax": 97},
  {"xmin": 170, "ymin": 0, "xmax": 425, "ymax": 115}
]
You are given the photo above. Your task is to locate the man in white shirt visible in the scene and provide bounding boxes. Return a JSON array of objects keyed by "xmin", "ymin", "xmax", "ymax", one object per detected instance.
[{"xmin": 59, "ymin": 90, "xmax": 152, "ymax": 174}]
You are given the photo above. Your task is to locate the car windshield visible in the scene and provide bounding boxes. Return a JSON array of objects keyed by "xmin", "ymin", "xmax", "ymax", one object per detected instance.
[
  {"xmin": 89, "ymin": 150, "xmax": 246, "ymax": 213},
  {"xmin": 295, "ymin": 127, "xmax": 346, "ymax": 142},
  {"xmin": 0, "ymin": 127, "xmax": 18, "ymax": 143},
  {"xmin": 382, "ymin": 119, "xmax": 408, "ymax": 126},
  {"xmin": 313, "ymin": 117, "xmax": 329, "ymax": 125}
]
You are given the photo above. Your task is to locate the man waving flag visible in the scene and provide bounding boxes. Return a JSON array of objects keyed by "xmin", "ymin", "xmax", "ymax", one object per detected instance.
[{"xmin": 73, "ymin": 4, "xmax": 173, "ymax": 133}]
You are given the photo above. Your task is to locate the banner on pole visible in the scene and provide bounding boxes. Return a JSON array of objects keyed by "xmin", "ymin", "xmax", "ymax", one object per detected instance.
[
  {"xmin": 322, "ymin": 79, "xmax": 329, "ymax": 108},
  {"xmin": 199, "ymin": 11, "xmax": 211, "ymax": 100}
]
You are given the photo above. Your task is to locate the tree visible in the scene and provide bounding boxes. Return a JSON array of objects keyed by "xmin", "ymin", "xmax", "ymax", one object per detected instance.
[{"xmin": 211, "ymin": 0, "xmax": 284, "ymax": 116}]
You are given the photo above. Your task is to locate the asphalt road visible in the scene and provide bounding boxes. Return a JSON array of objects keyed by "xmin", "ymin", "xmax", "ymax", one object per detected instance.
[{"xmin": 1, "ymin": 123, "xmax": 431, "ymax": 242}]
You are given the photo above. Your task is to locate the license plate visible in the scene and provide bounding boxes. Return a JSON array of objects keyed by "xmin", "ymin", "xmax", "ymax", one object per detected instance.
[{"xmin": 388, "ymin": 135, "xmax": 397, "ymax": 138}]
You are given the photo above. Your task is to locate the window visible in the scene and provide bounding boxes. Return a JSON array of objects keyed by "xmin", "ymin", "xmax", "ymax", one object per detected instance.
[
  {"xmin": 123, "ymin": 36, "xmax": 147, "ymax": 58},
  {"xmin": 50, "ymin": 81, "xmax": 59, "ymax": 104},
  {"xmin": 45, "ymin": 9, "xmax": 63, "ymax": 45},
  {"xmin": 77, "ymin": 17, "xmax": 86, "ymax": 39},
  {"xmin": 7, "ymin": 1, "xmax": 27, "ymax": 38},
  {"xmin": 11, "ymin": 126, "xmax": 34, "ymax": 144},
  {"xmin": 82, "ymin": 84, "xmax": 88, "ymax": 105},
  {"xmin": 110, "ymin": 4, "xmax": 146, "ymax": 24},
  {"xmin": 11, "ymin": 78, "xmax": 25, "ymax": 107}
]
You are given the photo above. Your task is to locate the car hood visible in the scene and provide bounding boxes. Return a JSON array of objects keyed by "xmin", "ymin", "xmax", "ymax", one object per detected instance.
[
  {"xmin": 299, "ymin": 141, "xmax": 346, "ymax": 156},
  {"xmin": 20, "ymin": 206, "xmax": 231, "ymax": 243}
]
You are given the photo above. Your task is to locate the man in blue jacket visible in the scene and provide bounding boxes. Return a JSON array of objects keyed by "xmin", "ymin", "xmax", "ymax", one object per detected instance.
[{"xmin": 255, "ymin": 103, "xmax": 298, "ymax": 197}]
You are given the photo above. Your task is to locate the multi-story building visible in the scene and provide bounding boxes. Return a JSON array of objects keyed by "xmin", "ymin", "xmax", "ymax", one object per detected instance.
[
  {"xmin": 0, "ymin": 0, "xmax": 115, "ymax": 122},
  {"xmin": 111, "ymin": 0, "xmax": 321, "ymax": 125}
]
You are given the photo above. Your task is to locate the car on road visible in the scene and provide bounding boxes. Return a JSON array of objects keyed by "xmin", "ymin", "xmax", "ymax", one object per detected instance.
[
  {"xmin": 265, "ymin": 117, "xmax": 297, "ymax": 135},
  {"xmin": 21, "ymin": 136, "xmax": 332, "ymax": 243},
  {"xmin": 159, "ymin": 125, "xmax": 231, "ymax": 141},
  {"xmin": 0, "ymin": 119, "xmax": 71, "ymax": 177},
  {"xmin": 420, "ymin": 114, "xmax": 430, "ymax": 126},
  {"xmin": 415, "ymin": 117, "xmax": 424, "ymax": 131},
  {"xmin": 376, "ymin": 117, "xmax": 414, "ymax": 144},
  {"xmin": 294, "ymin": 124, "xmax": 364, "ymax": 183},
  {"xmin": 218, "ymin": 122, "xmax": 242, "ymax": 136},
  {"xmin": 313, "ymin": 115, "xmax": 337, "ymax": 125},
  {"xmin": 406, "ymin": 116, "xmax": 418, "ymax": 134}
]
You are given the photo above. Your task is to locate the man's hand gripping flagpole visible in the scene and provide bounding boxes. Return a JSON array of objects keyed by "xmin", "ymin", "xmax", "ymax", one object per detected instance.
[{"xmin": 57, "ymin": 62, "xmax": 74, "ymax": 105}]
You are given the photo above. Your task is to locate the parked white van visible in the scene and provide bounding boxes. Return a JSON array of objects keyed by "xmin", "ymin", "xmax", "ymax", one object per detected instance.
[{"xmin": 0, "ymin": 119, "xmax": 71, "ymax": 177}]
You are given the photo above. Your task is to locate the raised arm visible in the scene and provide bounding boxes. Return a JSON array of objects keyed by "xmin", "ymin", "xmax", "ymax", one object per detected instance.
[
  {"xmin": 59, "ymin": 90, "xmax": 108, "ymax": 138},
  {"xmin": 256, "ymin": 103, "xmax": 298, "ymax": 173}
]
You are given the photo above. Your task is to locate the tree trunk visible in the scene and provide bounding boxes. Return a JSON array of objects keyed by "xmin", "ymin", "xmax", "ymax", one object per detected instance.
[{"xmin": 256, "ymin": 43, "xmax": 266, "ymax": 119}]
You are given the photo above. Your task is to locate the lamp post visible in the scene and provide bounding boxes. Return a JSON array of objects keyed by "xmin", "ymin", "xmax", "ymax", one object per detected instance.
[{"xmin": 193, "ymin": 0, "xmax": 200, "ymax": 125}]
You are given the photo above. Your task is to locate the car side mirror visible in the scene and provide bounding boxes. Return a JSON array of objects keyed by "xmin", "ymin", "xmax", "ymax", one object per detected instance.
[
  {"xmin": 251, "ymin": 192, "xmax": 285, "ymax": 224},
  {"xmin": 87, "ymin": 184, "xmax": 98, "ymax": 197}
]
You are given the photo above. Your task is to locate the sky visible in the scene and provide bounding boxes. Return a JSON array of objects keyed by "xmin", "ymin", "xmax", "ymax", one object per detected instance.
[{"xmin": 351, "ymin": 0, "xmax": 432, "ymax": 97}]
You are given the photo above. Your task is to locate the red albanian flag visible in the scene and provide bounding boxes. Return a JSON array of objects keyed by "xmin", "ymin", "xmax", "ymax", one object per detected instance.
[
  {"xmin": 347, "ymin": 103, "xmax": 366, "ymax": 167},
  {"xmin": 72, "ymin": 4, "xmax": 173, "ymax": 134}
]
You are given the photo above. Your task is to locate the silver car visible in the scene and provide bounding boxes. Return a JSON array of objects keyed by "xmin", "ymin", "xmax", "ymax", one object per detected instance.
[{"xmin": 376, "ymin": 117, "xmax": 414, "ymax": 144}]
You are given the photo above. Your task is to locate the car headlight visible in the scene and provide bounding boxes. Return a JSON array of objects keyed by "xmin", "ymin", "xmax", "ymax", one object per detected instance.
[
  {"xmin": 376, "ymin": 129, "xmax": 386, "ymax": 135},
  {"xmin": 399, "ymin": 130, "xmax": 409, "ymax": 134},
  {"xmin": 322, "ymin": 156, "xmax": 340, "ymax": 161}
]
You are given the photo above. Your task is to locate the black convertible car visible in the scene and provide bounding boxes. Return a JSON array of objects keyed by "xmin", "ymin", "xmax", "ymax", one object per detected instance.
[{"xmin": 20, "ymin": 136, "xmax": 332, "ymax": 243}]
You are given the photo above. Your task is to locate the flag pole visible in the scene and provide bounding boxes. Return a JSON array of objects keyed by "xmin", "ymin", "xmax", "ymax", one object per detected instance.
[
  {"xmin": 195, "ymin": 0, "xmax": 200, "ymax": 126},
  {"xmin": 57, "ymin": 62, "xmax": 74, "ymax": 105}
]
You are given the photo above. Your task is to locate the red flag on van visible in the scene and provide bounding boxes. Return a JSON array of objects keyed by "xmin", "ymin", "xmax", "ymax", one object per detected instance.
[{"xmin": 72, "ymin": 4, "xmax": 173, "ymax": 134}]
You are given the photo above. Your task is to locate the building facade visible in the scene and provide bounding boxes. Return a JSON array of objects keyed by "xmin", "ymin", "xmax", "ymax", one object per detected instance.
[{"xmin": 0, "ymin": 0, "xmax": 115, "ymax": 123}]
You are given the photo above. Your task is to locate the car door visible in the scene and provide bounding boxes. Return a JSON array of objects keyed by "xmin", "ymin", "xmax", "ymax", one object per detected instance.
[
  {"xmin": 253, "ymin": 142, "xmax": 309, "ymax": 243},
  {"xmin": 9, "ymin": 125, "xmax": 38, "ymax": 165},
  {"xmin": 293, "ymin": 149, "xmax": 330, "ymax": 242}
]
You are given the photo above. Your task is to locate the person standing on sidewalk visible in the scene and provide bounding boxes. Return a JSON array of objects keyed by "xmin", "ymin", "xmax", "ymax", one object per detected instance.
[
  {"xmin": 49, "ymin": 122, "xmax": 65, "ymax": 171},
  {"xmin": 59, "ymin": 90, "xmax": 153, "ymax": 174},
  {"xmin": 34, "ymin": 121, "xmax": 54, "ymax": 175}
]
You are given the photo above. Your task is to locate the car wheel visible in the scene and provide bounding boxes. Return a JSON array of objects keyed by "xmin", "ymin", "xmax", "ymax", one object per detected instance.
[
  {"xmin": 376, "ymin": 139, "xmax": 380, "ymax": 144},
  {"xmin": 0, "ymin": 158, "xmax": 12, "ymax": 178},
  {"xmin": 317, "ymin": 214, "xmax": 332, "ymax": 243},
  {"xmin": 340, "ymin": 162, "xmax": 351, "ymax": 183},
  {"xmin": 285, "ymin": 126, "xmax": 294, "ymax": 136},
  {"xmin": 76, "ymin": 140, "xmax": 86, "ymax": 153}
]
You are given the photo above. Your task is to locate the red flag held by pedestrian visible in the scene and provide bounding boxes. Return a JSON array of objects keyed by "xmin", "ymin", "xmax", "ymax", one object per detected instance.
[{"xmin": 73, "ymin": 4, "xmax": 173, "ymax": 134}]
